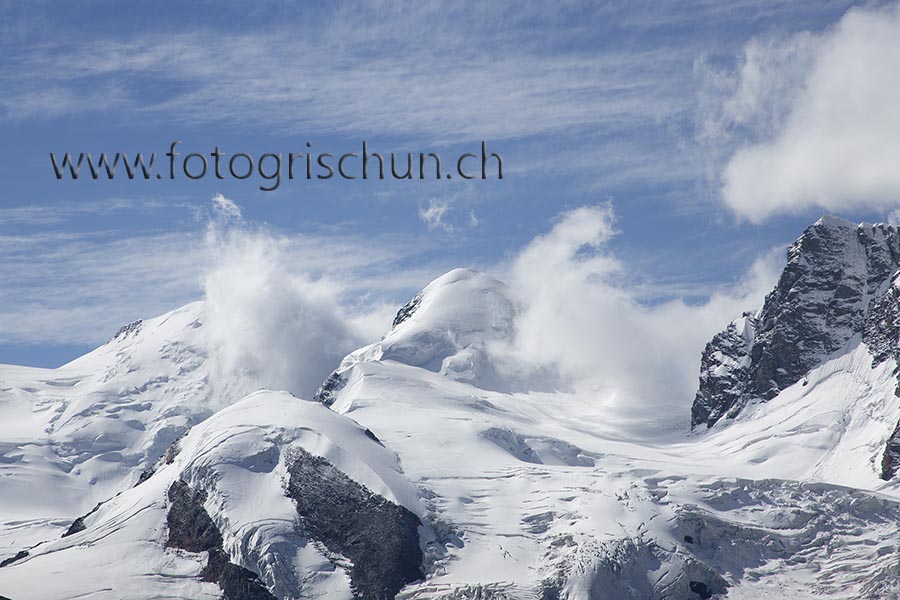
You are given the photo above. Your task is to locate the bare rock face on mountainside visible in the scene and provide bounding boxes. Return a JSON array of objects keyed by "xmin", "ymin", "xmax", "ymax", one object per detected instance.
[
  {"xmin": 693, "ymin": 216, "xmax": 900, "ymax": 429},
  {"xmin": 286, "ymin": 448, "xmax": 423, "ymax": 600},
  {"xmin": 166, "ymin": 480, "xmax": 277, "ymax": 600}
]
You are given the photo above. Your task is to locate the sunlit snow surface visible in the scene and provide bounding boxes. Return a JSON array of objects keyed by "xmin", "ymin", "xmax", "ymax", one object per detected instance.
[{"xmin": 2, "ymin": 268, "xmax": 900, "ymax": 599}]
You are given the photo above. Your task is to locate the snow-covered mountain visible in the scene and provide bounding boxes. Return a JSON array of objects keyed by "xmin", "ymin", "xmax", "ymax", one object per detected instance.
[{"xmin": 4, "ymin": 221, "xmax": 900, "ymax": 599}]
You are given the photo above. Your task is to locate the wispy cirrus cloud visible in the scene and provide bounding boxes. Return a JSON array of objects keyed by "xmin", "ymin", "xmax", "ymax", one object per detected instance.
[
  {"xmin": 0, "ymin": 198, "xmax": 185, "ymax": 227},
  {"xmin": 0, "ymin": 3, "xmax": 694, "ymax": 143},
  {"xmin": 0, "ymin": 0, "xmax": 869, "ymax": 369},
  {"xmin": 2, "ymin": 1, "xmax": 862, "ymax": 209}
]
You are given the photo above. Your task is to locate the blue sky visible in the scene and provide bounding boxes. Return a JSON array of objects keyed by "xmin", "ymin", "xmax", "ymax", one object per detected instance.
[{"xmin": 2, "ymin": 0, "xmax": 899, "ymax": 367}]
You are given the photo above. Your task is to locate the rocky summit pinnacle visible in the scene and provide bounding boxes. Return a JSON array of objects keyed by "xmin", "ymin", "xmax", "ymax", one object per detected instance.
[{"xmin": 692, "ymin": 216, "xmax": 900, "ymax": 429}]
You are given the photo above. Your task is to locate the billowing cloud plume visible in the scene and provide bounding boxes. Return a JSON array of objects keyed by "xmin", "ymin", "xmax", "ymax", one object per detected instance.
[
  {"xmin": 715, "ymin": 3, "xmax": 900, "ymax": 221},
  {"xmin": 197, "ymin": 199, "xmax": 781, "ymax": 429},
  {"xmin": 505, "ymin": 204, "xmax": 781, "ymax": 433},
  {"xmin": 0, "ymin": 195, "xmax": 444, "ymax": 363},
  {"xmin": 1, "ymin": 193, "xmax": 782, "ymax": 432},
  {"xmin": 202, "ymin": 203, "xmax": 365, "ymax": 399}
]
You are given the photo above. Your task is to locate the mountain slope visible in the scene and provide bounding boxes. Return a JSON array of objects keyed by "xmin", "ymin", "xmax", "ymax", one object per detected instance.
[
  {"xmin": 0, "ymin": 391, "xmax": 429, "ymax": 600},
  {"xmin": 692, "ymin": 216, "xmax": 900, "ymax": 486},
  {"xmin": 0, "ymin": 302, "xmax": 218, "ymax": 559}
]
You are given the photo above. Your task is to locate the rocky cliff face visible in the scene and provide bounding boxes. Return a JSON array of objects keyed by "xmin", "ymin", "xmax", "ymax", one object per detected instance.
[
  {"xmin": 693, "ymin": 216, "xmax": 900, "ymax": 429},
  {"xmin": 285, "ymin": 448, "xmax": 423, "ymax": 600},
  {"xmin": 166, "ymin": 480, "xmax": 277, "ymax": 600}
]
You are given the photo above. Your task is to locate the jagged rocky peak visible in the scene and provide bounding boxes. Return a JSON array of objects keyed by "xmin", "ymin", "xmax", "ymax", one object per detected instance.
[{"xmin": 693, "ymin": 216, "xmax": 900, "ymax": 429}]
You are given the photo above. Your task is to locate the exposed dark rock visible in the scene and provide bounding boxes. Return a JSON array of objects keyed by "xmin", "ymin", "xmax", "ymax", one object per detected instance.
[
  {"xmin": 866, "ymin": 267, "xmax": 900, "ymax": 491},
  {"xmin": 163, "ymin": 440, "xmax": 182, "ymax": 464},
  {"xmin": 137, "ymin": 439, "xmax": 183, "ymax": 486},
  {"xmin": 286, "ymin": 447, "xmax": 423, "ymax": 600},
  {"xmin": 0, "ymin": 550, "xmax": 28, "ymax": 568},
  {"xmin": 693, "ymin": 217, "xmax": 900, "ymax": 428},
  {"xmin": 691, "ymin": 315, "xmax": 756, "ymax": 429},
  {"xmin": 313, "ymin": 370, "xmax": 347, "ymax": 406},
  {"xmin": 881, "ymin": 420, "xmax": 900, "ymax": 480},
  {"xmin": 111, "ymin": 319, "xmax": 143, "ymax": 342},
  {"xmin": 166, "ymin": 480, "xmax": 222, "ymax": 552},
  {"xmin": 62, "ymin": 501, "xmax": 104, "ymax": 538},
  {"xmin": 203, "ymin": 548, "xmax": 277, "ymax": 600},
  {"xmin": 689, "ymin": 580, "xmax": 713, "ymax": 599},
  {"xmin": 392, "ymin": 291, "xmax": 423, "ymax": 329},
  {"xmin": 865, "ymin": 282, "xmax": 900, "ymax": 375},
  {"xmin": 63, "ymin": 517, "xmax": 87, "ymax": 537},
  {"xmin": 363, "ymin": 428, "xmax": 384, "ymax": 446},
  {"xmin": 166, "ymin": 480, "xmax": 276, "ymax": 600}
]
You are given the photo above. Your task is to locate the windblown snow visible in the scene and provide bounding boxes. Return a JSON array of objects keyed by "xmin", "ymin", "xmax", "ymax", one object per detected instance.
[{"xmin": 4, "ymin": 222, "xmax": 900, "ymax": 599}]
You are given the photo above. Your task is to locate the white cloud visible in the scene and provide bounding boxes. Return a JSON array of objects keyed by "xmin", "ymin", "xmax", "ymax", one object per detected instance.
[
  {"xmin": 211, "ymin": 193, "xmax": 243, "ymax": 223},
  {"xmin": 503, "ymin": 204, "xmax": 781, "ymax": 434},
  {"xmin": 0, "ymin": 196, "xmax": 783, "ymax": 433},
  {"xmin": 715, "ymin": 3, "xmax": 900, "ymax": 221},
  {"xmin": 695, "ymin": 33, "xmax": 821, "ymax": 144},
  {"xmin": 0, "ymin": 198, "xmax": 180, "ymax": 226},
  {"xmin": 419, "ymin": 199, "xmax": 449, "ymax": 231},
  {"xmin": 202, "ymin": 218, "xmax": 363, "ymax": 399},
  {"xmin": 418, "ymin": 195, "xmax": 478, "ymax": 234}
]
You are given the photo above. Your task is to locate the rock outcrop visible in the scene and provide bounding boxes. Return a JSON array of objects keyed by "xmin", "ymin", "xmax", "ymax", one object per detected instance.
[
  {"xmin": 285, "ymin": 448, "xmax": 423, "ymax": 600},
  {"xmin": 166, "ymin": 480, "xmax": 276, "ymax": 600},
  {"xmin": 693, "ymin": 216, "xmax": 900, "ymax": 428}
]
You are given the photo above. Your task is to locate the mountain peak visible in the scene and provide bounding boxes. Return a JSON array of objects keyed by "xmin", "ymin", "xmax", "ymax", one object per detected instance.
[
  {"xmin": 388, "ymin": 267, "xmax": 514, "ymax": 334},
  {"xmin": 814, "ymin": 214, "xmax": 858, "ymax": 229},
  {"xmin": 315, "ymin": 268, "xmax": 524, "ymax": 404},
  {"xmin": 693, "ymin": 215, "xmax": 900, "ymax": 428}
]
